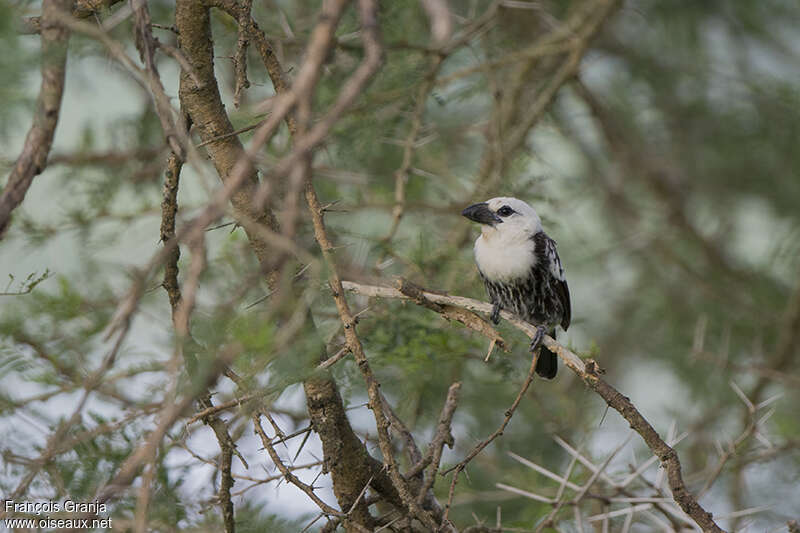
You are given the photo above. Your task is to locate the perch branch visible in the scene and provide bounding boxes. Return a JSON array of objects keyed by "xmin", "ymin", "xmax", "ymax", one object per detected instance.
[
  {"xmin": 395, "ymin": 279, "xmax": 508, "ymax": 352},
  {"xmin": 341, "ymin": 280, "xmax": 726, "ymax": 533}
]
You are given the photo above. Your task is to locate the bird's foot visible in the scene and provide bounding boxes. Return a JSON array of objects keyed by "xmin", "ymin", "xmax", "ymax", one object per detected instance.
[
  {"xmin": 490, "ymin": 303, "xmax": 501, "ymax": 325},
  {"xmin": 529, "ymin": 325, "xmax": 546, "ymax": 354}
]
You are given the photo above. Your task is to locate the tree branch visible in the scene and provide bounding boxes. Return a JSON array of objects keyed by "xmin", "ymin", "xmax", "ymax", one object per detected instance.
[
  {"xmin": 341, "ymin": 280, "xmax": 726, "ymax": 533},
  {"xmin": 175, "ymin": 0, "xmax": 280, "ymax": 273},
  {"xmin": 300, "ymin": 2, "xmax": 440, "ymax": 528},
  {"xmin": 0, "ymin": 0, "xmax": 71, "ymax": 237},
  {"xmin": 303, "ymin": 376, "xmax": 402, "ymax": 526},
  {"xmin": 441, "ymin": 350, "xmax": 540, "ymax": 529},
  {"xmin": 252, "ymin": 407, "xmax": 345, "ymax": 518},
  {"xmin": 19, "ymin": 0, "xmax": 124, "ymax": 34}
]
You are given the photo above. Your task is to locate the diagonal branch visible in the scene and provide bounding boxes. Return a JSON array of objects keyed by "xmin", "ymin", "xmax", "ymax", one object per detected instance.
[
  {"xmin": 0, "ymin": 0, "xmax": 71, "ymax": 237},
  {"xmin": 175, "ymin": 0, "xmax": 281, "ymax": 273},
  {"xmin": 253, "ymin": 409, "xmax": 344, "ymax": 518},
  {"xmin": 382, "ymin": 57, "xmax": 443, "ymax": 243},
  {"xmin": 341, "ymin": 280, "xmax": 726, "ymax": 533},
  {"xmin": 418, "ymin": 382, "xmax": 460, "ymax": 500},
  {"xmin": 301, "ymin": 3, "xmax": 439, "ymax": 529},
  {"xmin": 90, "ymin": 343, "xmax": 238, "ymax": 510}
]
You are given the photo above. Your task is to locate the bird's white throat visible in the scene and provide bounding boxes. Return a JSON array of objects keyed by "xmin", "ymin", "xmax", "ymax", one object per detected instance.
[{"xmin": 474, "ymin": 226, "xmax": 537, "ymax": 282}]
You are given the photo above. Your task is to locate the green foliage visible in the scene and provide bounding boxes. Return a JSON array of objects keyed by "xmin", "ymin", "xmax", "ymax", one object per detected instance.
[
  {"xmin": 1, "ymin": 0, "xmax": 799, "ymax": 530},
  {"xmin": 2, "ymin": 268, "xmax": 51, "ymax": 295}
]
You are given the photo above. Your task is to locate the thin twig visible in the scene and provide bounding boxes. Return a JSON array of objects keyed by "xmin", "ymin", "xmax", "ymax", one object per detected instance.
[
  {"xmin": 252, "ymin": 411, "xmax": 343, "ymax": 517},
  {"xmin": 442, "ymin": 349, "xmax": 541, "ymax": 526},
  {"xmin": 382, "ymin": 56, "xmax": 442, "ymax": 243},
  {"xmin": 233, "ymin": 0, "xmax": 253, "ymax": 109}
]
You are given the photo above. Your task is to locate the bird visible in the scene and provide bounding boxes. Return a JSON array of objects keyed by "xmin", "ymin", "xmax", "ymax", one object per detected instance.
[{"xmin": 462, "ymin": 197, "xmax": 571, "ymax": 379}]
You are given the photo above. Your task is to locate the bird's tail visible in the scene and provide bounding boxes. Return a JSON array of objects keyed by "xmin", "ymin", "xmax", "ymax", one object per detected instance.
[{"xmin": 535, "ymin": 329, "xmax": 558, "ymax": 379}]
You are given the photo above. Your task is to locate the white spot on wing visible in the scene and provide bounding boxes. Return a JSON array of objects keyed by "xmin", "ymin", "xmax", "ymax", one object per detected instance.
[{"xmin": 545, "ymin": 238, "xmax": 565, "ymax": 281}]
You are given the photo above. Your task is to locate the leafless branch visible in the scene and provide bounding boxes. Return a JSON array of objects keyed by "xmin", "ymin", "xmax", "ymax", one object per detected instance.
[
  {"xmin": 442, "ymin": 349, "xmax": 541, "ymax": 528},
  {"xmin": 417, "ymin": 382, "xmax": 461, "ymax": 503},
  {"xmin": 232, "ymin": 0, "xmax": 253, "ymax": 108},
  {"xmin": 253, "ymin": 410, "xmax": 344, "ymax": 517},
  {"xmin": 382, "ymin": 57, "xmax": 442, "ymax": 243},
  {"xmin": 340, "ymin": 280, "xmax": 726, "ymax": 533},
  {"xmin": 0, "ymin": 0, "xmax": 71, "ymax": 237},
  {"xmin": 19, "ymin": 0, "xmax": 124, "ymax": 34},
  {"xmin": 92, "ymin": 344, "xmax": 237, "ymax": 507}
]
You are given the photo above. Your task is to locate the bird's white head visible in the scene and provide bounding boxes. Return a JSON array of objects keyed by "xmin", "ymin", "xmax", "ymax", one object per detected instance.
[
  {"xmin": 462, "ymin": 197, "xmax": 543, "ymax": 241},
  {"xmin": 462, "ymin": 197, "xmax": 543, "ymax": 281}
]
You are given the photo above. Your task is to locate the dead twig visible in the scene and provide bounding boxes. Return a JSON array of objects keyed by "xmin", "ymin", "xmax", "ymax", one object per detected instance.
[
  {"xmin": 415, "ymin": 382, "xmax": 461, "ymax": 505},
  {"xmin": 441, "ymin": 349, "xmax": 541, "ymax": 527},
  {"xmin": 232, "ymin": 0, "xmax": 252, "ymax": 108},
  {"xmin": 252, "ymin": 410, "xmax": 344, "ymax": 517}
]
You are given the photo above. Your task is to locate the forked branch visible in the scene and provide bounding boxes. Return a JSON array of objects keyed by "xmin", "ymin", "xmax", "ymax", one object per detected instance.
[{"xmin": 341, "ymin": 280, "xmax": 726, "ymax": 533}]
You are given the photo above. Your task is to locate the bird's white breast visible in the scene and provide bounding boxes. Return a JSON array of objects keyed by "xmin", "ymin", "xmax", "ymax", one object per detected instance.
[{"xmin": 474, "ymin": 228, "xmax": 536, "ymax": 282}]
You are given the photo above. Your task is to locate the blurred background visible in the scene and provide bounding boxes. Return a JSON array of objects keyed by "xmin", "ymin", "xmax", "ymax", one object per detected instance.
[{"xmin": 1, "ymin": 0, "xmax": 798, "ymax": 531}]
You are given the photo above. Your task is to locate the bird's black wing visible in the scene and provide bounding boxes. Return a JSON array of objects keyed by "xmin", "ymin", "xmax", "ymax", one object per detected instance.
[
  {"xmin": 541, "ymin": 233, "xmax": 571, "ymax": 331},
  {"xmin": 555, "ymin": 279, "xmax": 571, "ymax": 331}
]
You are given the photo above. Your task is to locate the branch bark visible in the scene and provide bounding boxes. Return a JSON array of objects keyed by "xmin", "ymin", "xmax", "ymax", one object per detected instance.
[
  {"xmin": 158, "ymin": 126, "xmax": 238, "ymax": 533},
  {"xmin": 341, "ymin": 280, "xmax": 726, "ymax": 533},
  {"xmin": 303, "ymin": 376, "xmax": 402, "ymax": 525},
  {"xmin": 0, "ymin": 0, "xmax": 71, "ymax": 237},
  {"xmin": 299, "ymin": 2, "xmax": 441, "ymax": 528},
  {"xmin": 175, "ymin": 0, "xmax": 280, "ymax": 272},
  {"xmin": 19, "ymin": 0, "xmax": 124, "ymax": 34},
  {"xmin": 176, "ymin": 2, "xmax": 425, "ymax": 528}
]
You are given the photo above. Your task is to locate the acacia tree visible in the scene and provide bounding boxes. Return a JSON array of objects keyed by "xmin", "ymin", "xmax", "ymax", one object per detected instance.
[{"xmin": 1, "ymin": 1, "xmax": 799, "ymax": 532}]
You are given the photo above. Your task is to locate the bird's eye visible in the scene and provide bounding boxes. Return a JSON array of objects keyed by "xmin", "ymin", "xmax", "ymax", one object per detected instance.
[{"xmin": 497, "ymin": 206, "xmax": 514, "ymax": 217}]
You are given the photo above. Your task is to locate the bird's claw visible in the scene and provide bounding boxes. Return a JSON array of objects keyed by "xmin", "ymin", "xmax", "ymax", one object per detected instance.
[
  {"xmin": 490, "ymin": 303, "xmax": 501, "ymax": 325},
  {"xmin": 529, "ymin": 325, "xmax": 546, "ymax": 353}
]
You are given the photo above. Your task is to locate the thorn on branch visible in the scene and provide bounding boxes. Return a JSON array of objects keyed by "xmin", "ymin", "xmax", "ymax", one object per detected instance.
[
  {"xmin": 232, "ymin": 0, "xmax": 253, "ymax": 108},
  {"xmin": 584, "ymin": 359, "xmax": 605, "ymax": 376},
  {"xmin": 320, "ymin": 199, "xmax": 342, "ymax": 212},
  {"xmin": 151, "ymin": 23, "xmax": 178, "ymax": 34}
]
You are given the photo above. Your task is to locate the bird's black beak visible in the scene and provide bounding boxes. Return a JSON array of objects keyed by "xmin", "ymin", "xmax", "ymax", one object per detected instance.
[{"xmin": 462, "ymin": 202, "xmax": 502, "ymax": 226}]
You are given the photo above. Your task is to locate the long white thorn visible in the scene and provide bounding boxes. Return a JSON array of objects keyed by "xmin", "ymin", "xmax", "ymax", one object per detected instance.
[
  {"xmin": 507, "ymin": 451, "xmax": 581, "ymax": 491},
  {"xmin": 495, "ymin": 482, "xmax": 554, "ymax": 504}
]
